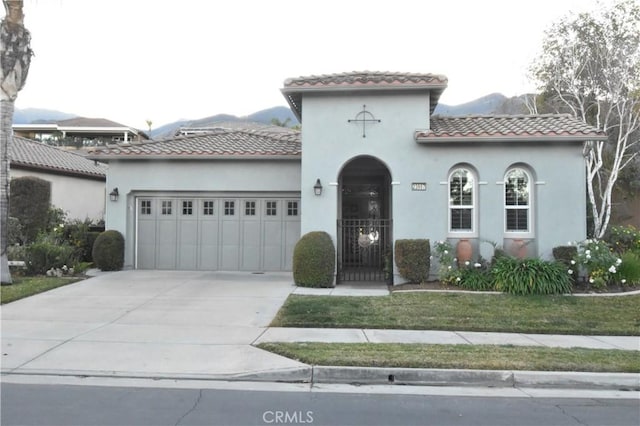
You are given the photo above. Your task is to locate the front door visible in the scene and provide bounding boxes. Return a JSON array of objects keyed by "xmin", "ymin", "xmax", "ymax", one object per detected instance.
[{"xmin": 337, "ymin": 156, "xmax": 392, "ymax": 283}]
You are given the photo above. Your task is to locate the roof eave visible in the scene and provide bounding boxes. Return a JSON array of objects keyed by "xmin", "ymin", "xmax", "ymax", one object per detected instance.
[
  {"xmin": 415, "ymin": 134, "xmax": 610, "ymax": 143},
  {"xmin": 86, "ymin": 154, "xmax": 302, "ymax": 162}
]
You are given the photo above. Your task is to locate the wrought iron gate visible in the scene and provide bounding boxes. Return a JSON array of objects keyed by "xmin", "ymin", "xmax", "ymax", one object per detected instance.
[{"xmin": 337, "ymin": 219, "xmax": 392, "ymax": 283}]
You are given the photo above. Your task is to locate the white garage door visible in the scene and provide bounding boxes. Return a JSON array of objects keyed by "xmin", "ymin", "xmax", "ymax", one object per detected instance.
[{"xmin": 136, "ymin": 196, "xmax": 300, "ymax": 271}]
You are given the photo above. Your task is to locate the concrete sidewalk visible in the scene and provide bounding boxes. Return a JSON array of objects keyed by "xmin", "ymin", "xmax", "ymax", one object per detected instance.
[{"xmin": 256, "ymin": 328, "xmax": 640, "ymax": 351}]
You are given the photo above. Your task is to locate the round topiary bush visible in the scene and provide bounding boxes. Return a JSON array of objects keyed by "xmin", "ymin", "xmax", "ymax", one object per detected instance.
[
  {"xmin": 92, "ymin": 230, "xmax": 125, "ymax": 271},
  {"xmin": 293, "ymin": 231, "xmax": 336, "ymax": 288}
]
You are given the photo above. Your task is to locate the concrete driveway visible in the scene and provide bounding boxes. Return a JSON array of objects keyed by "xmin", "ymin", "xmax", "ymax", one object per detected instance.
[{"xmin": 1, "ymin": 270, "xmax": 308, "ymax": 380}]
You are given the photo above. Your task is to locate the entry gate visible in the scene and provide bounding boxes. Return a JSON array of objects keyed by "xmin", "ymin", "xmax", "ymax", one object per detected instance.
[{"xmin": 337, "ymin": 219, "xmax": 392, "ymax": 283}]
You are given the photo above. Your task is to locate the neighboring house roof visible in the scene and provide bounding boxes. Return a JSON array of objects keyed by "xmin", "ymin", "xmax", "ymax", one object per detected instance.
[
  {"xmin": 10, "ymin": 136, "xmax": 107, "ymax": 179},
  {"xmin": 88, "ymin": 127, "xmax": 301, "ymax": 160},
  {"xmin": 282, "ymin": 71, "xmax": 449, "ymax": 120},
  {"xmin": 13, "ymin": 117, "xmax": 149, "ymax": 140},
  {"xmin": 176, "ymin": 121, "xmax": 295, "ymax": 136},
  {"xmin": 416, "ymin": 114, "xmax": 608, "ymax": 143}
]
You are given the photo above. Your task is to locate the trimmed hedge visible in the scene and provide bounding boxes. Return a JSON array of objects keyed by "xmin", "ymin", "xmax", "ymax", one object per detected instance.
[
  {"xmin": 293, "ymin": 231, "xmax": 335, "ymax": 288},
  {"xmin": 9, "ymin": 176, "xmax": 51, "ymax": 244},
  {"xmin": 395, "ymin": 239, "xmax": 431, "ymax": 283},
  {"xmin": 92, "ymin": 230, "xmax": 125, "ymax": 271}
]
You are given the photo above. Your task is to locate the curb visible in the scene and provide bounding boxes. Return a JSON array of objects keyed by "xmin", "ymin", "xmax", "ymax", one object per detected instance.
[
  {"xmin": 4, "ymin": 367, "xmax": 638, "ymax": 391},
  {"xmin": 308, "ymin": 367, "xmax": 640, "ymax": 390}
]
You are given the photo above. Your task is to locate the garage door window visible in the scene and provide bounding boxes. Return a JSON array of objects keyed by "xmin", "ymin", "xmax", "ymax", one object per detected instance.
[
  {"xmin": 266, "ymin": 201, "xmax": 277, "ymax": 216},
  {"xmin": 245, "ymin": 201, "xmax": 256, "ymax": 216},
  {"xmin": 161, "ymin": 201, "xmax": 172, "ymax": 215},
  {"xmin": 203, "ymin": 200, "xmax": 214, "ymax": 215},
  {"xmin": 287, "ymin": 201, "xmax": 298, "ymax": 216},
  {"xmin": 182, "ymin": 200, "xmax": 193, "ymax": 215},
  {"xmin": 224, "ymin": 201, "xmax": 235, "ymax": 216},
  {"xmin": 140, "ymin": 200, "xmax": 152, "ymax": 215}
]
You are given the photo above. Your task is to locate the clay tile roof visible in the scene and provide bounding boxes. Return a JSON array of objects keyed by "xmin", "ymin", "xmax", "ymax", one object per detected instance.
[
  {"xmin": 10, "ymin": 136, "xmax": 107, "ymax": 179},
  {"xmin": 282, "ymin": 71, "xmax": 448, "ymax": 120},
  {"xmin": 416, "ymin": 114, "xmax": 608, "ymax": 142},
  {"xmin": 283, "ymin": 71, "xmax": 448, "ymax": 88},
  {"xmin": 88, "ymin": 127, "xmax": 301, "ymax": 160}
]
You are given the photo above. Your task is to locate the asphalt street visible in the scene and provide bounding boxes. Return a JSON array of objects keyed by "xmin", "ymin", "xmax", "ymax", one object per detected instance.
[{"xmin": 1, "ymin": 378, "xmax": 639, "ymax": 426}]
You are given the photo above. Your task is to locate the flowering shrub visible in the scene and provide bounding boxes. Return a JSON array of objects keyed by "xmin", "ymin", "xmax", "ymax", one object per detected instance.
[
  {"xmin": 433, "ymin": 240, "xmax": 494, "ymax": 290},
  {"xmin": 572, "ymin": 239, "xmax": 622, "ymax": 289},
  {"xmin": 433, "ymin": 240, "xmax": 455, "ymax": 281},
  {"xmin": 605, "ymin": 225, "xmax": 640, "ymax": 254}
]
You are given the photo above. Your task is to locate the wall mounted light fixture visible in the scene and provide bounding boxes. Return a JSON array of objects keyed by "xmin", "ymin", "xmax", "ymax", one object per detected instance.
[
  {"xmin": 313, "ymin": 179, "xmax": 323, "ymax": 196},
  {"xmin": 109, "ymin": 187, "xmax": 119, "ymax": 202}
]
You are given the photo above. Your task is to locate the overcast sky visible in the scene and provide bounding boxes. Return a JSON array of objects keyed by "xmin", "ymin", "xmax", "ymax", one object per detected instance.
[{"xmin": 13, "ymin": 0, "xmax": 604, "ymax": 129}]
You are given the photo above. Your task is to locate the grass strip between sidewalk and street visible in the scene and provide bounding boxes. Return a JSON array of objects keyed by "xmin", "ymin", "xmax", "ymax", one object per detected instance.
[
  {"xmin": 1, "ymin": 276, "xmax": 84, "ymax": 304},
  {"xmin": 270, "ymin": 293, "xmax": 640, "ymax": 336},
  {"xmin": 256, "ymin": 342, "xmax": 640, "ymax": 373}
]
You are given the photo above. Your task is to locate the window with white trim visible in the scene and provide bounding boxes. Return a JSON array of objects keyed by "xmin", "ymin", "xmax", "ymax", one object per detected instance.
[
  {"xmin": 504, "ymin": 168, "xmax": 530, "ymax": 232},
  {"xmin": 449, "ymin": 168, "xmax": 475, "ymax": 232}
]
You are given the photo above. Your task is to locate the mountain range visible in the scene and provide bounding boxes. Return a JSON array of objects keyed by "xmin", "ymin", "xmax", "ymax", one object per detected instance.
[{"xmin": 13, "ymin": 93, "xmax": 530, "ymax": 138}]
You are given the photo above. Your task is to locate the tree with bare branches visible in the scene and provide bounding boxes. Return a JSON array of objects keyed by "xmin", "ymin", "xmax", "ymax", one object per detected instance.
[
  {"xmin": 1, "ymin": 0, "xmax": 32, "ymax": 284},
  {"xmin": 530, "ymin": 0, "xmax": 640, "ymax": 239}
]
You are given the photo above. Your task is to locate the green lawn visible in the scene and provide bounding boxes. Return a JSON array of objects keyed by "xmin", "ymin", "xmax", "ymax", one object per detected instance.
[
  {"xmin": 257, "ymin": 342, "xmax": 640, "ymax": 373},
  {"xmin": 1, "ymin": 276, "xmax": 84, "ymax": 304},
  {"xmin": 270, "ymin": 293, "xmax": 640, "ymax": 335}
]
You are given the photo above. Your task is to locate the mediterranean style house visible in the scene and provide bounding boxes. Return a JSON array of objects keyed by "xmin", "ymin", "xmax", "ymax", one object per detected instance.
[{"xmin": 89, "ymin": 71, "xmax": 607, "ymax": 284}]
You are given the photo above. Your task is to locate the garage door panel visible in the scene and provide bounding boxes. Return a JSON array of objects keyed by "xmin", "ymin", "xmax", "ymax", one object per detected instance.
[
  {"xmin": 262, "ymin": 220, "xmax": 283, "ymax": 271},
  {"xmin": 178, "ymin": 220, "xmax": 198, "ymax": 270},
  {"xmin": 199, "ymin": 220, "xmax": 219, "ymax": 270},
  {"xmin": 241, "ymin": 219, "xmax": 261, "ymax": 271},
  {"xmin": 221, "ymin": 221, "xmax": 240, "ymax": 270}
]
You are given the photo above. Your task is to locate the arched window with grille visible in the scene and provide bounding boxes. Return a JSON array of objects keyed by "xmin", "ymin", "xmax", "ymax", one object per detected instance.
[
  {"xmin": 504, "ymin": 168, "xmax": 532, "ymax": 234},
  {"xmin": 448, "ymin": 167, "xmax": 476, "ymax": 235}
]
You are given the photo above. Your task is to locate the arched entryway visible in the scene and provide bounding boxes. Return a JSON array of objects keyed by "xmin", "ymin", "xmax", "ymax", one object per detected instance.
[{"xmin": 337, "ymin": 156, "xmax": 392, "ymax": 284}]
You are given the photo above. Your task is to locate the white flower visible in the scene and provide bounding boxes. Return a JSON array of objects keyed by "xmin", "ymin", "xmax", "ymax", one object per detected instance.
[
  {"xmin": 585, "ymin": 250, "xmax": 591, "ymax": 255},
  {"xmin": 608, "ymin": 266, "xmax": 617, "ymax": 274},
  {"xmin": 464, "ymin": 261, "xmax": 470, "ymax": 266},
  {"xmin": 621, "ymin": 279, "xmax": 627, "ymax": 284},
  {"xmin": 595, "ymin": 245, "xmax": 599, "ymax": 250},
  {"xmin": 474, "ymin": 263, "xmax": 481, "ymax": 268},
  {"xmin": 447, "ymin": 265, "xmax": 452, "ymax": 270},
  {"xmin": 570, "ymin": 260, "xmax": 576, "ymax": 265},
  {"xmin": 589, "ymin": 278, "xmax": 595, "ymax": 284},
  {"xmin": 444, "ymin": 250, "xmax": 448, "ymax": 255},
  {"xmin": 616, "ymin": 258, "xmax": 622, "ymax": 265},
  {"xmin": 568, "ymin": 269, "xmax": 573, "ymax": 275},
  {"xmin": 456, "ymin": 277, "xmax": 461, "ymax": 282},
  {"xmin": 453, "ymin": 258, "xmax": 457, "ymax": 262},
  {"xmin": 586, "ymin": 254, "xmax": 591, "ymax": 260}
]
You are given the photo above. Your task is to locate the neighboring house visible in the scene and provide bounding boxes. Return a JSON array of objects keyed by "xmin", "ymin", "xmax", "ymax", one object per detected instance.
[
  {"xmin": 10, "ymin": 136, "xmax": 107, "ymax": 222},
  {"xmin": 89, "ymin": 71, "xmax": 606, "ymax": 284},
  {"xmin": 13, "ymin": 117, "xmax": 149, "ymax": 146}
]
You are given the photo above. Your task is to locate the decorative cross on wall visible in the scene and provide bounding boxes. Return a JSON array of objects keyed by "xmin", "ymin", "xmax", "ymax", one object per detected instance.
[{"xmin": 348, "ymin": 105, "xmax": 381, "ymax": 138}]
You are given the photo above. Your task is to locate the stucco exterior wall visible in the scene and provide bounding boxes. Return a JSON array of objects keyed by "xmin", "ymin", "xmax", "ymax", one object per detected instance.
[
  {"xmin": 299, "ymin": 92, "xmax": 587, "ymax": 282},
  {"xmin": 105, "ymin": 159, "xmax": 301, "ymax": 269},
  {"xmin": 11, "ymin": 169, "xmax": 105, "ymax": 222}
]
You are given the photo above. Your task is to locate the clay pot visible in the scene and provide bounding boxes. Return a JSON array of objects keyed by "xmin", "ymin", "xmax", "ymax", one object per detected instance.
[
  {"xmin": 509, "ymin": 239, "xmax": 528, "ymax": 259},
  {"xmin": 456, "ymin": 239, "xmax": 473, "ymax": 263}
]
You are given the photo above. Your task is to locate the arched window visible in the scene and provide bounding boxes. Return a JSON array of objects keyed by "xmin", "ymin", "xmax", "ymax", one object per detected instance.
[
  {"xmin": 449, "ymin": 168, "xmax": 475, "ymax": 233},
  {"xmin": 504, "ymin": 168, "xmax": 531, "ymax": 233}
]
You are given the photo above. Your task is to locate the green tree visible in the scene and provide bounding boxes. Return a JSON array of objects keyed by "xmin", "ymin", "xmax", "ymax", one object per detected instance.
[
  {"xmin": 1, "ymin": 0, "xmax": 33, "ymax": 284},
  {"xmin": 530, "ymin": 0, "xmax": 640, "ymax": 238}
]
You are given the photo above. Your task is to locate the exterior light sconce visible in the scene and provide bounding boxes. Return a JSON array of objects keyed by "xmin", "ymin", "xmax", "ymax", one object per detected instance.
[
  {"xmin": 313, "ymin": 179, "xmax": 323, "ymax": 196},
  {"xmin": 109, "ymin": 187, "xmax": 119, "ymax": 202}
]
